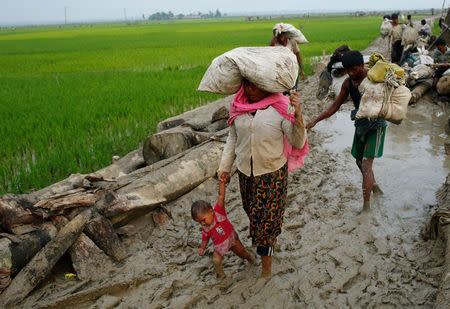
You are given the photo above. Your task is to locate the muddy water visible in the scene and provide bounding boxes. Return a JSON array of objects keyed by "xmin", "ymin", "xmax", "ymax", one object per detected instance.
[{"xmin": 316, "ymin": 101, "xmax": 450, "ymax": 237}]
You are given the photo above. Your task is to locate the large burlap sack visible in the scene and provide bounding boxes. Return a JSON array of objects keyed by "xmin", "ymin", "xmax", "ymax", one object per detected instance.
[
  {"xmin": 401, "ymin": 25, "xmax": 418, "ymax": 47},
  {"xmin": 357, "ymin": 78, "xmax": 411, "ymax": 124},
  {"xmin": 443, "ymin": 68, "xmax": 450, "ymax": 77},
  {"xmin": 273, "ymin": 23, "xmax": 309, "ymax": 44},
  {"xmin": 197, "ymin": 46, "xmax": 298, "ymax": 94},
  {"xmin": 367, "ymin": 61, "xmax": 405, "ymax": 83},
  {"xmin": 380, "ymin": 19, "xmax": 392, "ymax": 38},
  {"xmin": 409, "ymin": 64, "xmax": 434, "ymax": 80},
  {"xmin": 437, "ymin": 76, "xmax": 450, "ymax": 95}
]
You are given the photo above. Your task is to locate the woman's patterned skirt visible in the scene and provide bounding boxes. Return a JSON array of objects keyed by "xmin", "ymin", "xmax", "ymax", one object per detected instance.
[{"xmin": 238, "ymin": 164, "xmax": 288, "ymax": 247}]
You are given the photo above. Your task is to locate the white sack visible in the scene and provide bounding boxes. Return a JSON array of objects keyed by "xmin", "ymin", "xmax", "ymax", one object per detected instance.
[
  {"xmin": 273, "ymin": 23, "xmax": 309, "ymax": 44},
  {"xmin": 401, "ymin": 26, "xmax": 418, "ymax": 47},
  {"xmin": 443, "ymin": 68, "xmax": 450, "ymax": 77},
  {"xmin": 409, "ymin": 64, "xmax": 434, "ymax": 80},
  {"xmin": 380, "ymin": 19, "xmax": 392, "ymax": 38},
  {"xmin": 356, "ymin": 78, "xmax": 411, "ymax": 124},
  {"xmin": 197, "ymin": 46, "xmax": 298, "ymax": 95}
]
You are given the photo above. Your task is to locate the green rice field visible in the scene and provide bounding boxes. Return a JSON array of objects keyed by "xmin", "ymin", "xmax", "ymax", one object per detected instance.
[{"xmin": 0, "ymin": 16, "xmax": 386, "ymax": 194}]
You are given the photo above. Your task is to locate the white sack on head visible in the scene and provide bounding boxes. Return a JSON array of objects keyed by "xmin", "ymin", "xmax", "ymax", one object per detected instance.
[
  {"xmin": 197, "ymin": 46, "xmax": 298, "ymax": 95},
  {"xmin": 273, "ymin": 23, "xmax": 309, "ymax": 44},
  {"xmin": 380, "ymin": 19, "xmax": 392, "ymax": 38},
  {"xmin": 356, "ymin": 78, "xmax": 411, "ymax": 124},
  {"xmin": 401, "ymin": 26, "xmax": 418, "ymax": 47}
]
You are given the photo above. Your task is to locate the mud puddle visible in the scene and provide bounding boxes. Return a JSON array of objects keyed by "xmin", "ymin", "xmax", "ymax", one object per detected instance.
[{"xmin": 315, "ymin": 100, "xmax": 450, "ymax": 237}]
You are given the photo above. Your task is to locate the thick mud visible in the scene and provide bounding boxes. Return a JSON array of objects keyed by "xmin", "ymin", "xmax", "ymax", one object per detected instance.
[{"xmin": 18, "ymin": 38, "xmax": 450, "ymax": 308}]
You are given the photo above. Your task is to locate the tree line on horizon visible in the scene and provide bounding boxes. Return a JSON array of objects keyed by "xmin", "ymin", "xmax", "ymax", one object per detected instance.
[{"xmin": 146, "ymin": 9, "xmax": 223, "ymax": 21}]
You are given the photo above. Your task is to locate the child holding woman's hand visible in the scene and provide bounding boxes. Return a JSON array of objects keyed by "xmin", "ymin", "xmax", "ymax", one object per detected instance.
[{"xmin": 191, "ymin": 177, "xmax": 255, "ymax": 278}]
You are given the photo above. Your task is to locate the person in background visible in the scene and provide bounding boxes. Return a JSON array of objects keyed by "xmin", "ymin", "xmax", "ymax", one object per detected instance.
[
  {"xmin": 389, "ymin": 13, "xmax": 405, "ymax": 64},
  {"xmin": 307, "ymin": 51, "xmax": 386, "ymax": 214},
  {"xmin": 406, "ymin": 15, "xmax": 413, "ymax": 27},
  {"xmin": 418, "ymin": 19, "xmax": 431, "ymax": 36},
  {"xmin": 270, "ymin": 30, "xmax": 306, "ymax": 80},
  {"xmin": 432, "ymin": 38, "xmax": 450, "ymax": 90}
]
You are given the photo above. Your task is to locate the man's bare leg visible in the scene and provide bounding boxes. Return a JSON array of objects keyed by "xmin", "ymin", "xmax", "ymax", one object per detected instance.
[
  {"xmin": 361, "ymin": 158, "xmax": 375, "ymax": 212},
  {"xmin": 356, "ymin": 159, "xmax": 382, "ymax": 195}
]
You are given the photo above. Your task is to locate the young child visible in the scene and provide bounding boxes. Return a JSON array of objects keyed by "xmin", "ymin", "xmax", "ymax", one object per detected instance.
[{"xmin": 191, "ymin": 179, "xmax": 255, "ymax": 278}]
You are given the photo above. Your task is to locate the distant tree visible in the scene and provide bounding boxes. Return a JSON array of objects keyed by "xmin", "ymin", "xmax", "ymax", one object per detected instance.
[
  {"xmin": 215, "ymin": 9, "xmax": 222, "ymax": 18},
  {"xmin": 142, "ymin": 14, "xmax": 145, "ymax": 20},
  {"xmin": 148, "ymin": 11, "xmax": 174, "ymax": 20},
  {"xmin": 431, "ymin": 8, "xmax": 434, "ymax": 15},
  {"xmin": 177, "ymin": 13, "xmax": 184, "ymax": 19}
]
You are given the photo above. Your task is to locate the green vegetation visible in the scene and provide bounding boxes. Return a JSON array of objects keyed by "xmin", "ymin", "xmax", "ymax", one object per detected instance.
[{"xmin": 0, "ymin": 16, "xmax": 383, "ymax": 194}]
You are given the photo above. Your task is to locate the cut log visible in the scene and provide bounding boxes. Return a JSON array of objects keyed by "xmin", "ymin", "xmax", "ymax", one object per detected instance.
[
  {"xmin": 0, "ymin": 209, "xmax": 91, "ymax": 307},
  {"xmin": 409, "ymin": 82, "xmax": 431, "ymax": 104},
  {"xmin": 84, "ymin": 212, "xmax": 126, "ymax": 261},
  {"xmin": 0, "ymin": 194, "xmax": 40, "ymax": 233},
  {"xmin": 69, "ymin": 233, "xmax": 114, "ymax": 280},
  {"xmin": 92, "ymin": 148, "xmax": 145, "ymax": 179},
  {"xmin": 156, "ymin": 96, "xmax": 233, "ymax": 132},
  {"xmin": 32, "ymin": 190, "xmax": 96, "ymax": 219},
  {"xmin": 143, "ymin": 126, "xmax": 210, "ymax": 165},
  {"xmin": 30, "ymin": 173, "xmax": 86, "ymax": 200},
  {"xmin": 105, "ymin": 140, "xmax": 225, "ymax": 225}
]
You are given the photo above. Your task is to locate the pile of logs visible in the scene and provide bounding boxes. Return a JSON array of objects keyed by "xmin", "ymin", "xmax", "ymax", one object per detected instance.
[{"xmin": 0, "ymin": 96, "xmax": 233, "ymax": 307}]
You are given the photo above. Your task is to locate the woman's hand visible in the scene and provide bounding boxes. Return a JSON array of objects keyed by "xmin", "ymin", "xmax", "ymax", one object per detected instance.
[
  {"xmin": 217, "ymin": 171, "xmax": 230, "ymax": 183},
  {"xmin": 290, "ymin": 90, "xmax": 303, "ymax": 118},
  {"xmin": 198, "ymin": 248, "xmax": 205, "ymax": 256}
]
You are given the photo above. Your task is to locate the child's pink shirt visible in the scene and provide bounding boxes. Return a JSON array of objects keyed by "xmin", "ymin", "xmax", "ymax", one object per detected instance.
[{"xmin": 201, "ymin": 203, "xmax": 234, "ymax": 245}]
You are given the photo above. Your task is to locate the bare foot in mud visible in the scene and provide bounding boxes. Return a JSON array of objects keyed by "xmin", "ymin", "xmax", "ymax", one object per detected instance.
[
  {"xmin": 372, "ymin": 183, "xmax": 384, "ymax": 195},
  {"xmin": 212, "ymin": 259, "xmax": 226, "ymax": 278}
]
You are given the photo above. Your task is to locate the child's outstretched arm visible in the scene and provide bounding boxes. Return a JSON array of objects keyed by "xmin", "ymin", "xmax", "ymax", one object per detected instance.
[{"xmin": 217, "ymin": 180, "xmax": 226, "ymax": 208}]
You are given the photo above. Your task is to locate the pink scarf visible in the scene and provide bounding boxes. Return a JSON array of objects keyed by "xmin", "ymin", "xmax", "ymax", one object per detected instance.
[{"xmin": 228, "ymin": 85, "xmax": 309, "ymax": 173}]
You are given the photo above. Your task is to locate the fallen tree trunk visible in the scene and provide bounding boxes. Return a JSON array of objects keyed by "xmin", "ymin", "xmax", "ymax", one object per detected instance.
[
  {"xmin": 104, "ymin": 140, "xmax": 225, "ymax": 226},
  {"xmin": 143, "ymin": 126, "xmax": 211, "ymax": 165},
  {"xmin": 0, "ymin": 194, "xmax": 40, "ymax": 233},
  {"xmin": 409, "ymin": 82, "xmax": 431, "ymax": 104},
  {"xmin": 69, "ymin": 233, "xmax": 113, "ymax": 281},
  {"xmin": 0, "ymin": 209, "xmax": 92, "ymax": 308},
  {"xmin": 156, "ymin": 96, "xmax": 233, "ymax": 132},
  {"xmin": 84, "ymin": 212, "xmax": 126, "ymax": 261}
]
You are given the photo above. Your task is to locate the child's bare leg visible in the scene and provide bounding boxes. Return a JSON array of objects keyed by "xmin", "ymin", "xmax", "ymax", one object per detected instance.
[
  {"xmin": 212, "ymin": 251, "xmax": 225, "ymax": 278},
  {"xmin": 231, "ymin": 240, "xmax": 256, "ymax": 264}
]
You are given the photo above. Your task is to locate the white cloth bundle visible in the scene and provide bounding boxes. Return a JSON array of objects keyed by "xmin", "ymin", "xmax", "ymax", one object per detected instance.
[
  {"xmin": 272, "ymin": 23, "xmax": 308, "ymax": 44},
  {"xmin": 356, "ymin": 78, "xmax": 411, "ymax": 124},
  {"xmin": 197, "ymin": 46, "xmax": 298, "ymax": 94}
]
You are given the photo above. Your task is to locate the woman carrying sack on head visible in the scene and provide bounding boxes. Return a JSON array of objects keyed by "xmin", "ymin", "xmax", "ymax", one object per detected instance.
[{"xmin": 217, "ymin": 78, "xmax": 308, "ymax": 280}]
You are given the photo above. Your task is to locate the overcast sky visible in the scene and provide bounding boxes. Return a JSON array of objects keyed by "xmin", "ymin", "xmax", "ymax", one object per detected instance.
[{"xmin": 1, "ymin": 0, "xmax": 447, "ymax": 26}]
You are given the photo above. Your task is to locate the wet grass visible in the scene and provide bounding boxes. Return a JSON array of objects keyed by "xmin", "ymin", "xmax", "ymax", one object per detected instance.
[{"xmin": 0, "ymin": 16, "xmax": 383, "ymax": 194}]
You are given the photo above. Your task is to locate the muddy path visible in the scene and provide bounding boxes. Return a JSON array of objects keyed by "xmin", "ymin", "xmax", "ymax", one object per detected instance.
[{"xmin": 19, "ymin": 39, "xmax": 450, "ymax": 308}]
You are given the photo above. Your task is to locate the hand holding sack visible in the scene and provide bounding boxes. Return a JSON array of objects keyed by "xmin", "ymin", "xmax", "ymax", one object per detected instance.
[{"xmin": 197, "ymin": 46, "xmax": 298, "ymax": 94}]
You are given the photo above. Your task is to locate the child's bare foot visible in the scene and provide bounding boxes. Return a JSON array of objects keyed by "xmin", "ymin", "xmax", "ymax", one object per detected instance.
[{"xmin": 212, "ymin": 258, "xmax": 225, "ymax": 278}]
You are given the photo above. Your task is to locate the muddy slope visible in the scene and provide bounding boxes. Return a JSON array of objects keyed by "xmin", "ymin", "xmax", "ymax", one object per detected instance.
[{"xmin": 18, "ymin": 37, "xmax": 450, "ymax": 309}]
